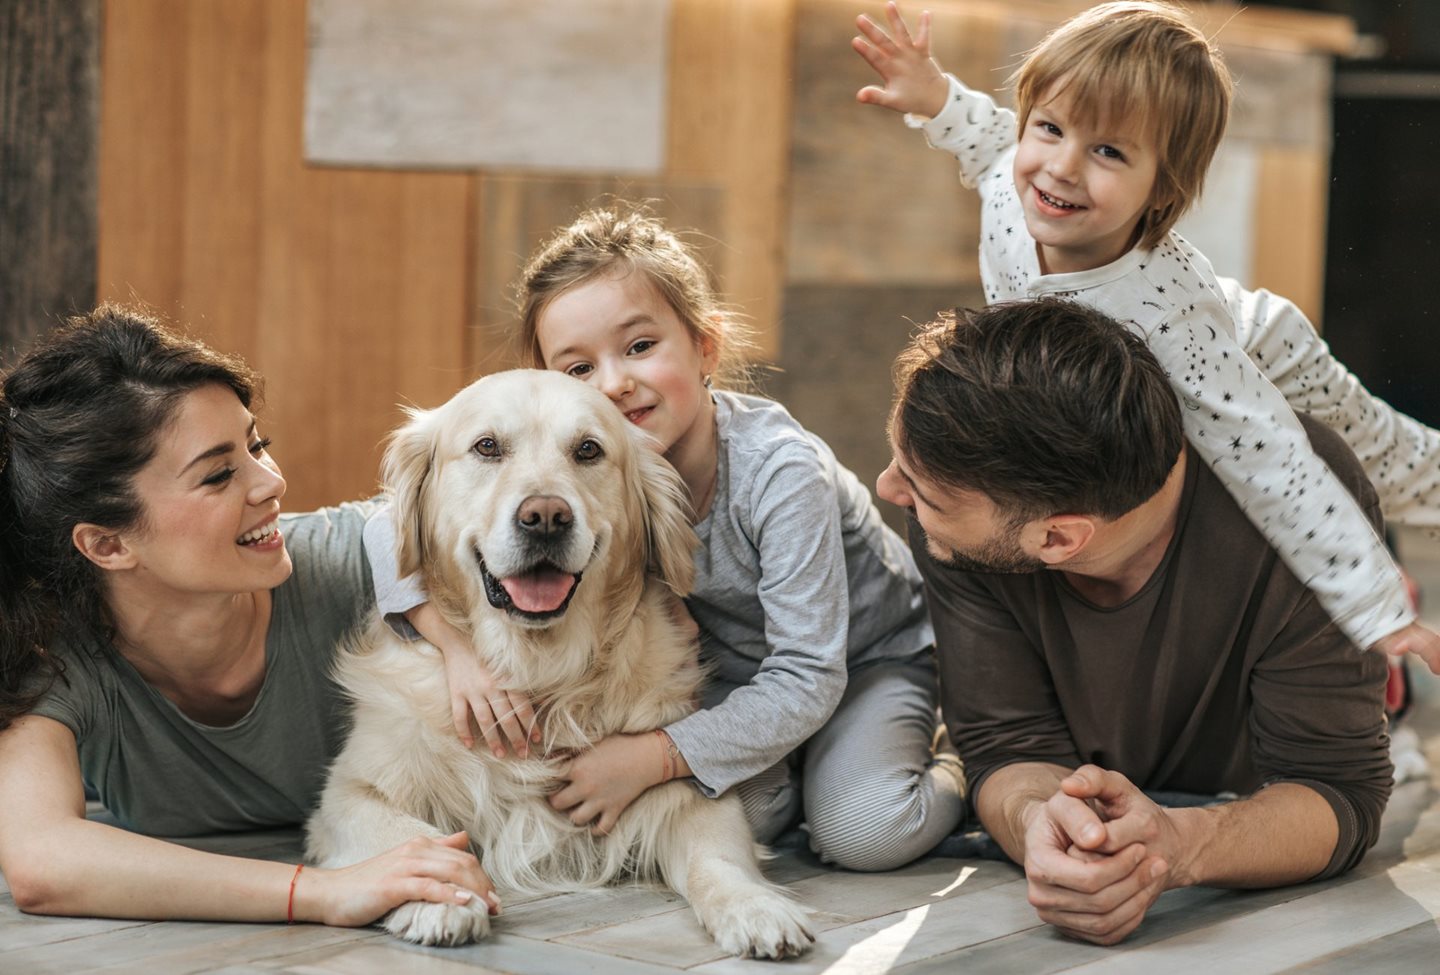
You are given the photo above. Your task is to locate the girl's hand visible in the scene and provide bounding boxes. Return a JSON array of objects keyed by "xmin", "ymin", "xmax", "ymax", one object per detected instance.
[
  {"xmin": 550, "ymin": 732, "xmax": 673, "ymax": 836},
  {"xmin": 853, "ymin": 3, "xmax": 950, "ymax": 119},
  {"xmin": 666, "ymin": 592, "xmax": 702, "ymax": 647},
  {"xmin": 301, "ymin": 831, "xmax": 499, "ymax": 927},
  {"xmin": 406, "ymin": 603, "xmax": 539, "ymax": 756}
]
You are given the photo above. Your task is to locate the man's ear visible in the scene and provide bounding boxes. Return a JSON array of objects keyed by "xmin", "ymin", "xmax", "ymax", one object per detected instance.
[
  {"xmin": 1026, "ymin": 515, "xmax": 1096, "ymax": 566},
  {"xmin": 72, "ymin": 523, "xmax": 139, "ymax": 571}
]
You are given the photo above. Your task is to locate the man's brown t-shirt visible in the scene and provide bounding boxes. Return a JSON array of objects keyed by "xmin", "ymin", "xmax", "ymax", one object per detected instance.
[{"xmin": 917, "ymin": 417, "xmax": 1393, "ymax": 880}]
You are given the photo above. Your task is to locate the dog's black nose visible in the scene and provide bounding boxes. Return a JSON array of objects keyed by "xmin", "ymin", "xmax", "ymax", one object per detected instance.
[{"xmin": 516, "ymin": 495, "xmax": 573, "ymax": 537}]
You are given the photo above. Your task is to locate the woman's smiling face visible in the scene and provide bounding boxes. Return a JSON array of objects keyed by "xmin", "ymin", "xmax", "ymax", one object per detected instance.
[{"xmin": 117, "ymin": 383, "xmax": 291, "ymax": 597}]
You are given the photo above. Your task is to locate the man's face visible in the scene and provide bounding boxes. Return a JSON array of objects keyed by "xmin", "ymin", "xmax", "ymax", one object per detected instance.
[{"xmin": 876, "ymin": 445, "xmax": 1043, "ymax": 574}]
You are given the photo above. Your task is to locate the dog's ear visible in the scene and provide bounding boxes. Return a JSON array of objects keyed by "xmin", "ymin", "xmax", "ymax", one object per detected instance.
[
  {"xmin": 381, "ymin": 406, "xmax": 438, "ymax": 579},
  {"xmin": 635, "ymin": 444, "xmax": 698, "ymax": 596}
]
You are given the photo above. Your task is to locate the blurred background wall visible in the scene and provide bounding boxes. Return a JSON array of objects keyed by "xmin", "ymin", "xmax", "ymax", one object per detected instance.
[{"xmin": 2, "ymin": 0, "xmax": 1434, "ymax": 519}]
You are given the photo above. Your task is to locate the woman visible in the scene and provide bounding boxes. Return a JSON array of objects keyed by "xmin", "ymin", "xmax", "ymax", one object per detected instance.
[{"xmin": 0, "ymin": 305, "xmax": 494, "ymax": 924}]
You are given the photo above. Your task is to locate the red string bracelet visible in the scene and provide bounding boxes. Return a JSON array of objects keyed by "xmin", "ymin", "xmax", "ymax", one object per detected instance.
[
  {"xmin": 654, "ymin": 729, "xmax": 674, "ymax": 782},
  {"xmin": 287, "ymin": 863, "xmax": 304, "ymax": 924}
]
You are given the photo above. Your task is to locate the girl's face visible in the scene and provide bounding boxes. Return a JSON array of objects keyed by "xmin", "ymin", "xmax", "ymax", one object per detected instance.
[
  {"xmin": 537, "ymin": 268, "xmax": 718, "ymax": 458},
  {"xmin": 117, "ymin": 383, "xmax": 291, "ymax": 597},
  {"xmin": 1013, "ymin": 86, "xmax": 1160, "ymax": 274}
]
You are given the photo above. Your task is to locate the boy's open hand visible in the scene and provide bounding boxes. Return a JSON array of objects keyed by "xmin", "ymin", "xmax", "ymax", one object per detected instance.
[
  {"xmin": 853, "ymin": 2, "xmax": 950, "ymax": 119},
  {"xmin": 1372, "ymin": 620, "xmax": 1440, "ymax": 675}
]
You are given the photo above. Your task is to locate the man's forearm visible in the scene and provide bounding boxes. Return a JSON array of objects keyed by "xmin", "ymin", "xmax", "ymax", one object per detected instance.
[
  {"xmin": 1166, "ymin": 782, "xmax": 1338, "ymax": 888},
  {"xmin": 981, "ymin": 765, "xmax": 1341, "ymax": 888},
  {"xmin": 973, "ymin": 762, "xmax": 1075, "ymax": 863}
]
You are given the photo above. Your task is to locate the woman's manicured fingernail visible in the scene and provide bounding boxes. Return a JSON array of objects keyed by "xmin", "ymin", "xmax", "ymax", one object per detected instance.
[{"xmin": 454, "ymin": 888, "xmax": 473, "ymax": 903}]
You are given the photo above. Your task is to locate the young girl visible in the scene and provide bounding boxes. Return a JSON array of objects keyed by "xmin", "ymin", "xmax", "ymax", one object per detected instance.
[
  {"xmin": 854, "ymin": 1, "xmax": 1440, "ymax": 672},
  {"xmin": 369, "ymin": 206, "xmax": 966, "ymax": 870},
  {"xmin": 0, "ymin": 306, "xmax": 495, "ymax": 926}
]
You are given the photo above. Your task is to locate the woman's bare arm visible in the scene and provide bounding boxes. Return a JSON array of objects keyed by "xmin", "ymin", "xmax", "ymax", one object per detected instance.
[{"xmin": 0, "ymin": 715, "xmax": 496, "ymax": 924}]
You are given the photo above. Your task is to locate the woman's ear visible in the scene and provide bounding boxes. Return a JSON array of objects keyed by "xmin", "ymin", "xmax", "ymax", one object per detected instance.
[{"xmin": 72, "ymin": 523, "xmax": 138, "ymax": 571}]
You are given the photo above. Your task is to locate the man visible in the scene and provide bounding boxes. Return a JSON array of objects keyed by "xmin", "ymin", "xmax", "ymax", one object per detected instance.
[{"xmin": 876, "ymin": 299, "xmax": 1392, "ymax": 945}]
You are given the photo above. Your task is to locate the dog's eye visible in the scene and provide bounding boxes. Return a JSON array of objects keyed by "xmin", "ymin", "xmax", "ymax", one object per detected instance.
[
  {"xmin": 473, "ymin": 437, "xmax": 501, "ymax": 458},
  {"xmin": 575, "ymin": 439, "xmax": 604, "ymax": 463}
]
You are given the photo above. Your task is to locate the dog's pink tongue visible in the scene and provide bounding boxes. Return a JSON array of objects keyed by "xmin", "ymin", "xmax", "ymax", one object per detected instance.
[{"xmin": 501, "ymin": 568, "xmax": 577, "ymax": 613}]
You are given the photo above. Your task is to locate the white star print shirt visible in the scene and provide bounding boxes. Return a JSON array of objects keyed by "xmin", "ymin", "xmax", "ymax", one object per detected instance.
[
  {"xmin": 906, "ymin": 74, "xmax": 1415, "ymax": 648},
  {"xmin": 1224, "ymin": 281, "xmax": 1440, "ymax": 531}
]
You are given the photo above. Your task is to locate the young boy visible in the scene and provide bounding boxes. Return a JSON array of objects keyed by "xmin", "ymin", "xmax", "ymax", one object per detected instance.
[{"xmin": 854, "ymin": 0, "xmax": 1440, "ymax": 672}]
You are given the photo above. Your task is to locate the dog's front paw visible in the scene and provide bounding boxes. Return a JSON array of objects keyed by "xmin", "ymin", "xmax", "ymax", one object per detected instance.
[
  {"xmin": 384, "ymin": 899, "xmax": 491, "ymax": 946},
  {"xmin": 701, "ymin": 888, "xmax": 814, "ymax": 959}
]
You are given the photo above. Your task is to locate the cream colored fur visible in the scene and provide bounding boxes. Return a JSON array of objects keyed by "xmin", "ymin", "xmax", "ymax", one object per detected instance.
[{"xmin": 305, "ymin": 370, "xmax": 812, "ymax": 956}]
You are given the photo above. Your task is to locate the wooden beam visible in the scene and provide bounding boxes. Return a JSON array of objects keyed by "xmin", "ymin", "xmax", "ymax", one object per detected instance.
[
  {"xmin": 0, "ymin": 0, "xmax": 100, "ymax": 350},
  {"xmin": 666, "ymin": 0, "xmax": 796, "ymax": 362},
  {"xmin": 1253, "ymin": 146, "xmax": 1329, "ymax": 323},
  {"xmin": 98, "ymin": 0, "xmax": 472, "ymax": 509}
]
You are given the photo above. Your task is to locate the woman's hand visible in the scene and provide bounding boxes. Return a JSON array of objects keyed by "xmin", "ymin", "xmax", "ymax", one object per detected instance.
[
  {"xmin": 299, "ymin": 831, "xmax": 499, "ymax": 927},
  {"xmin": 407, "ymin": 603, "xmax": 539, "ymax": 755},
  {"xmin": 550, "ymin": 732, "xmax": 674, "ymax": 836}
]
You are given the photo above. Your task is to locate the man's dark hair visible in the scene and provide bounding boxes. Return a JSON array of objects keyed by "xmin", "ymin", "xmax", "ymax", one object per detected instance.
[{"xmin": 892, "ymin": 298, "xmax": 1183, "ymax": 522}]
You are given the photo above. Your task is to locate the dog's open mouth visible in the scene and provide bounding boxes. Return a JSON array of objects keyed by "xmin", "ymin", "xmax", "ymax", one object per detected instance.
[{"xmin": 479, "ymin": 555, "xmax": 582, "ymax": 620}]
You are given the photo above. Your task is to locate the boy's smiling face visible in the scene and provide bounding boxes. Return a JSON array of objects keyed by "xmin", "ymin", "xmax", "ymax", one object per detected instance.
[{"xmin": 1013, "ymin": 86, "xmax": 1161, "ymax": 275}]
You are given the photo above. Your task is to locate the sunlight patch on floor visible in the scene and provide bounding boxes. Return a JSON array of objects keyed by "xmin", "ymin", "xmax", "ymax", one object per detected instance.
[
  {"xmin": 932, "ymin": 864, "xmax": 978, "ymax": 898},
  {"xmin": 821, "ymin": 904, "xmax": 929, "ymax": 974}
]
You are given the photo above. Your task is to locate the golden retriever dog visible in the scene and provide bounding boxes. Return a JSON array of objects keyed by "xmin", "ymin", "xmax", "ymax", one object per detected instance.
[{"xmin": 306, "ymin": 370, "xmax": 813, "ymax": 957}]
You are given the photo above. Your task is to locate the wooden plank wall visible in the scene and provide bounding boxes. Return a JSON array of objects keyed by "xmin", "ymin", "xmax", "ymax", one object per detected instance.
[
  {"xmin": 1, "ymin": 0, "xmax": 100, "ymax": 350},
  {"xmin": 791, "ymin": 0, "xmax": 1351, "ymax": 318},
  {"xmin": 97, "ymin": 0, "xmax": 793, "ymax": 511},
  {"xmin": 304, "ymin": 0, "xmax": 670, "ymax": 173},
  {"xmin": 773, "ymin": 0, "xmax": 1352, "ymax": 526},
  {"xmin": 468, "ymin": 0, "xmax": 794, "ymax": 371},
  {"xmin": 97, "ymin": 0, "xmax": 471, "ymax": 510},
  {"xmin": 95, "ymin": 0, "xmax": 1344, "ymax": 511}
]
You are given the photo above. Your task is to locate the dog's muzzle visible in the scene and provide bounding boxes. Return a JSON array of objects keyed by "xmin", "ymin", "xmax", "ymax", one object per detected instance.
[
  {"xmin": 478, "ymin": 555, "xmax": 582, "ymax": 621},
  {"xmin": 477, "ymin": 494, "xmax": 585, "ymax": 622}
]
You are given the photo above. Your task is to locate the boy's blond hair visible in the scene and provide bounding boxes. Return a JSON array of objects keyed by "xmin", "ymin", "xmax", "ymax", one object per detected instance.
[{"xmin": 1013, "ymin": 1, "xmax": 1233, "ymax": 250}]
